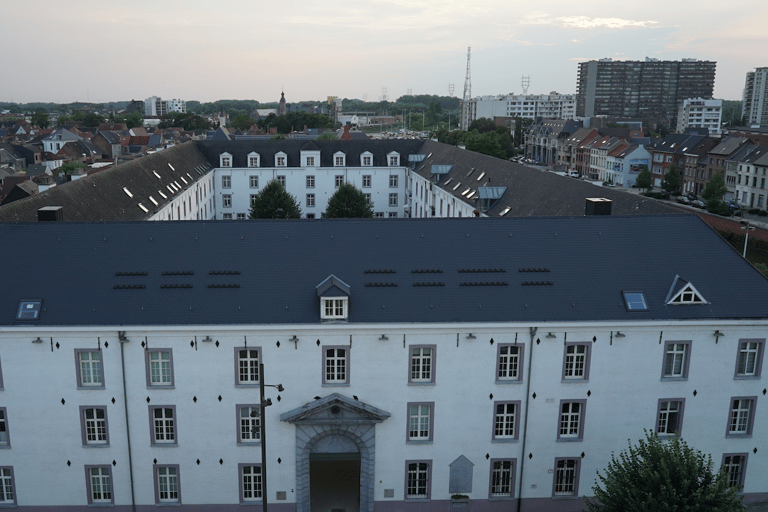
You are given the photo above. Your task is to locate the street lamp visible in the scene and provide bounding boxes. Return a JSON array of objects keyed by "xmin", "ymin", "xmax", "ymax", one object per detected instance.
[
  {"xmin": 741, "ymin": 220, "xmax": 756, "ymax": 258},
  {"xmin": 251, "ymin": 363, "xmax": 284, "ymax": 512}
]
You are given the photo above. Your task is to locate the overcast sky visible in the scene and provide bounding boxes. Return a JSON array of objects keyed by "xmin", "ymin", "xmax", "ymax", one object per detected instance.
[{"xmin": 2, "ymin": 0, "xmax": 765, "ymax": 105}]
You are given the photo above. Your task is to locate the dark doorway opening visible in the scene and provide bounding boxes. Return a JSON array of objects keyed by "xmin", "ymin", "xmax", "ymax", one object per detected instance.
[{"xmin": 310, "ymin": 453, "xmax": 361, "ymax": 512}]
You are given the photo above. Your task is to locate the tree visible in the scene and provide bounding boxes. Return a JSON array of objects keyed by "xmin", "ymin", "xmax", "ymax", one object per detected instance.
[
  {"xmin": 248, "ymin": 180, "xmax": 302, "ymax": 219},
  {"xmin": 82, "ymin": 112, "xmax": 105, "ymax": 127},
  {"xmin": 585, "ymin": 431, "xmax": 744, "ymax": 512},
  {"xmin": 702, "ymin": 170, "xmax": 728, "ymax": 202},
  {"xmin": 316, "ymin": 131, "xmax": 338, "ymax": 140},
  {"xmin": 56, "ymin": 161, "xmax": 86, "ymax": 176},
  {"xmin": 323, "ymin": 183, "xmax": 373, "ymax": 218},
  {"xmin": 661, "ymin": 164, "xmax": 680, "ymax": 194},
  {"xmin": 230, "ymin": 113, "xmax": 255, "ymax": 132},
  {"xmin": 635, "ymin": 166, "xmax": 652, "ymax": 191},
  {"xmin": 31, "ymin": 109, "xmax": 50, "ymax": 129}
]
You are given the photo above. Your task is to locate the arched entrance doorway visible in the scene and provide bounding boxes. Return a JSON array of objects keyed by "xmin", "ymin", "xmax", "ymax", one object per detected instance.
[{"xmin": 310, "ymin": 434, "xmax": 361, "ymax": 512}]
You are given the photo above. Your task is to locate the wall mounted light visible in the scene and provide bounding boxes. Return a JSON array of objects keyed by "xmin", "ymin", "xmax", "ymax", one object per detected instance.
[
  {"xmin": 615, "ymin": 332, "xmax": 626, "ymax": 338},
  {"xmin": 379, "ymin": 335, "xmax": 389, "ymax": 341},
  {"xmin": 466, "ymin": 333, "xmax": 477, "ymax": 340},
  {"xmin": 201, "ymin": 336, "xmax": 213, "ymax": 343},
  {"xmin": 32, "ymin": 337, "xmax": 44, "ymax": 344},
  {"xmin": 546, "ymin": 332, "xmax": 556, "ymax": 339},
  {"xmin": 714, "ymin": 330, "xmax": 724, "ymax": 341},
  {"xmin": 289, "ymin": 335, "xmax": 299, "ymax": 343},
  {"xmin": 118, "ymin": 331, "xmax": 128, "ymax": 342}
]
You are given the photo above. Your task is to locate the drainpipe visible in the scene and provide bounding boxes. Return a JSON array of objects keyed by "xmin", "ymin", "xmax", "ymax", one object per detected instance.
[
  {"xmin": 119, "ymin": 332, "xmax": 137, "ymax": 512},
  {"xmin": 517, "ymin": 327, "xmax": 537, "ymax": 512}
]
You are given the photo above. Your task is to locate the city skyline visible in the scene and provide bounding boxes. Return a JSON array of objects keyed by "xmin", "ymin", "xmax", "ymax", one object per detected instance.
[{"xmin": 2, "ymin": 0, "xmax": 765, "ymax": 104}]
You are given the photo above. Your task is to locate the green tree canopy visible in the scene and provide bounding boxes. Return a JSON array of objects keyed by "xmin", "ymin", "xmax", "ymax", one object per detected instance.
[
  {"xmin": 31, "ymin": 109, "xmax": 50, "ymax": 129},
  {"xmin": 82, "ymin": 112, "xmax": 105, "ymax": 127},
  {"xmin": 56, "ymin": 161, "xmax": 86, "ymax": 176},
  {"xmin": 157, "ymin": 112, "xmax": 212, "ymax": 131},
  {"xmin": 323, "ymin": 183, "xmax": 374, "ymax": 218},
  {"xmin": 661, "ymin": 164, "xmax": 681, "ymax": 194},
  {"xmin": 248, "ymin": 180, "xmax": 302, "ymax": 219},
  {"xmin": 635, "ymin": 166, "xmax": 652, "ymax": 191},
  {"xmin": 316, "ymin": 131, "xmax": 338, "ymax": 140},
  {"xmin": 702, "ymin": 170, "xmax": 728, "ymax": 202},
  {"xmin": 585, "ymin": 431, "xmax": 744, "ymax": 512},
  {"xmin": 467, "ymin": 118, "xmax": 498, "ymax": 134},
  {"xmin": 230, "ymin": 113, "xmax": 256, "ymax": 132}
]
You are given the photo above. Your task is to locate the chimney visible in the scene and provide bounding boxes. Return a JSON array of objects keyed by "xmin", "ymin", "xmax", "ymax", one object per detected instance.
[
  {"xmin": 585, "ymin": 198, "xmax": 612, "ymax": 216},
  {"xmin": 340, "ymin": 125, "xmax": 353, "ymax": 140},
  {"xmin": 38, "ymin": 206, "xmax": 63, "ymax": 222}
]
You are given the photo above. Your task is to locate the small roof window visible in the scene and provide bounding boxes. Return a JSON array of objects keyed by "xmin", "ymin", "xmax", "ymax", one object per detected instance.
[
  {"xmin": 623, "ymin": 291, "xmax": 648, "ymax": 311},
  {"xmin": 17, "ymin": 299, "xmax": 42, "ymax": 321}
]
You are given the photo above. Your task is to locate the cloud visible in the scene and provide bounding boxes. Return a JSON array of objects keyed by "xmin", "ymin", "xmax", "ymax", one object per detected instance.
[
  {"xmin": 519, "ymin": 12, "xmax": 657, "ymax": 29},
  {"xmin": 571, "ymin": 39, "xmax": 581, "ymax": 43}
]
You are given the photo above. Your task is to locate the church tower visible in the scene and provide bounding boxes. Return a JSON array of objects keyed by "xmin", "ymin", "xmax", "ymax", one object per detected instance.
[{"xmin": 278, "ymin": 90, "xmax": 287, "ymax": 116}]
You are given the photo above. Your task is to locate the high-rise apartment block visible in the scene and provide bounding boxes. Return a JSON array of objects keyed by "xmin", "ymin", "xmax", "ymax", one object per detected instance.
[
  {"xmin": 576, "ymin": 58, "xmax": 716, "ymax": 126},
  {"xmin": 676, "ymin": 98, "xmax": 722, "ymax": 135},
  {"xmin": 742, "ymin": 67, "xmax": 768, "ymax": 127}
]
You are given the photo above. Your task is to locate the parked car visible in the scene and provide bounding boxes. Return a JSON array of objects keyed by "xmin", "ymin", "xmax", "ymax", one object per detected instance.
[
  {"xmin": 727, "ymin": 201, "xmax": 741, "ymax": 210},
  {"xmin": 676, "ymin": 196, "xmax": 692, "ymax": 205},
  {"xmin": 692, "ymin": 200, "xmax": 706, "ymax": 209}
]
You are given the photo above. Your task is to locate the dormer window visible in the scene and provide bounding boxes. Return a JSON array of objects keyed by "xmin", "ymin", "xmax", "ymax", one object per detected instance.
[
  {"xmin": 665, "ymin": 275, "xmax": 708, "ymax": 305},
  {"xmin": 247, "ymin": 152, "xmax": 260, "ymax": 168},
  {"xmin": 306, "ymin": 156, "xmax": 315, "ymax": 167},
  {"xmin": 316, "ymin": 275, "xmax": 351, "ymax": 321},
  {"xmin": 388, "ymin": 152, "xmax": 400, "ymax": 166},
  {"xmin": 334, "ymin": 152, "xmax": 346, "ymax": 167},
  {"xmin": 276, "ymin": 152, "xmax": 287, "ymax": 167},
  {"xmin": 220, "ymin": 152, "xmax": 232, "ymax": 167},
  {"xmin": 361, "ymin": 152, "xmax": 373, "ymax": 167}
]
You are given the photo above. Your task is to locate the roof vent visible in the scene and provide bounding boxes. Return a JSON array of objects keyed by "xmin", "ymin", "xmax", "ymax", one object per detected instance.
[
  {"xmin": 585, "ymin": 198, "xmax": 612, "ymax": 216},
  {"xmin": 37, "ymin": 206, "xmax": 63, "ymax": 222}
]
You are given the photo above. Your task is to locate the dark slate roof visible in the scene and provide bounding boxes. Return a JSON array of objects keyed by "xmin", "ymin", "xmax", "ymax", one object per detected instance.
[
  {"xmin": 414, "ymin": 140, "xmax": 681, "ymax": 217},
  {"xmin": 0, "ymin": 143, "xmax": 211, "ymax": 221},
  {"xmin": 710, "ymin": 136, "xmax": 749, "ymax": 156},
  {"xmin": 194, "ymin": 139, "xmax": 424, "ymax": 168},
  {"xmin": 1, "ymin": 215, "xmax": 765, "ymax": 327},
  {"xmin": 97, "ymin": 131, "xmax": 121, "ymax": 144}
]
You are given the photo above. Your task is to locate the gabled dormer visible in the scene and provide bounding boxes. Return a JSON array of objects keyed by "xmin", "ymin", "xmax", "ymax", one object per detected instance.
[
  {"xmin": 665, "ymin": 275, "xmax": 708, "ymax": 305},
  {"xmin": 275, "ymin": 151, "xmax": 287, "ymax": 167},
  {"xmin": 316, "ymin": 274, "xmax": 351, "ymax": 321},
  {"xmin": 219, "ymin": 152, "xmax": 232, "ymax": 168},
  {"xmin": 387, "ymin": 151, "xmax": 400, "ymax": 166},
  {"xmin": 247, "ymin": 152, "xmax": 260, "ymax": 168},
  {"xmin": 360, "ymin": 151, "xmax": 373, "ymax": 167},
  {"xmin": 334, "ymin": 151, "xmax": 346, "ymax": 167},
  {"xmin": 301, "ymin": 141, "xmax": 321, "ymax": 168}
]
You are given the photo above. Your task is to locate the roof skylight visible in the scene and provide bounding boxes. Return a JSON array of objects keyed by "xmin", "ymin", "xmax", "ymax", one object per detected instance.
[
  {"xmin": 153, "ymin": 171, "xmax": 161, "ymax": 179},
  {"xmin": 16, "ymin": 299, "xmax": 42, "ymax": 321},
  {"xmin": 453, "ymin": 182, "xmax": 462, "ymax": 191},
  {"xmin": 623, "ymin": 291, "xmax": 648, "ymax": 311},
  {"xmin": 138, "ymin": 203, "xmax": 149, "ymax": 213},
  {"xmin": 477, "ymin": 172, "xmax": 486, "ymax": 181},
  {"xmin": 168, "ymin": 163, "xmax": 175, "ymax": 171},
  {"xmin": 158, "ymin": 190, "xmax": 167, "ymax": 199},
  {"xmin": 123, "ymin": 187, "xmax": 133, "ymax": 198}
]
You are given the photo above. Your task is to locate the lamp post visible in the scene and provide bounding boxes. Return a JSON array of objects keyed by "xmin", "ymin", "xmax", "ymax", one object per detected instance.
[
  {"xmin": 741, "ymin": 220, "xmax": 756, "ymax": 258},
  {"xmin": 251, "ymin": 363, "xmax": 284, "ymax": 512}
]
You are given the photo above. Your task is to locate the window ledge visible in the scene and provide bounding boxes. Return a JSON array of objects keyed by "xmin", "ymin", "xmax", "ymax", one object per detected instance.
[
  {"xmin": 88, "ymin": 504, "xmax": 115, "ymax": 508},
  {"xmin": 406, "ymin": 440, "xmax": 433, "ymax": 445},
  {"xmin": 240, "ymin": 501, "xmax": 264, "ymax": 506},
  {"xmin": 495, "ymin": 380, "xmax": 523, "ymax": 385},
  {"xmin": 734, "ymin": 375, "xmax": 760, "ymax": 380},
  {"xmin": 561, "ymin": 379, "xmax": 589, "ymax": 384},
  {"xmin": 154, "ymin": 503, "xmax": 182, "ymax": 507},
  {"xmin": 235, "ymin": 384, "xmax": 260, "ymax": 388},
  {"xmin": 725, "ymin": 434, "xmax": 752, "ymax": 439},
  {"xmin": 551, "ymin": 495, "xmax": 579, "ymax": 500},
  {"xmin": 147, "ymin": 386, "xmax": 176, "ymax": 390},
  {"xmin": 556, "ymin": 438, "xmax": 583, "ymax": 442},
  {"xmin": 408, "ymin": 382, "xmax": 436, "ymax": 386},
  {"xmin": 237, "ymin": 442, "xmax": 262, "ymax": 447},
  {"xmin": 0, "ymin": 504, "xmax": 18, "ymax": 509},
  {"xmin": 83, "ymin": 444, "xmax": 111, "ymax": 448},
  {"xmin": 660, "ymin": 377, "xmax": 688, "ymax": 382},
  {"xmin": 488, "ymin": 496, "xmax": 514, "ymax": 501},
  {"xmin": 404, "ymin": 498, "xmax": 430, "ymax": 503},
  {"xmin": 491, "ymin": 438, "xmax": 519, "ymax": 443},
  {"xmin": 151, "ymin": 443, "xmax": 179, "ymax": 448},
  {"xmin": 77, "ymin": 386, "xmax": 106, "ymax": 391},
  {"xmin": 322, "ymin": 383, "xmax": 350, "ymax": 387}
]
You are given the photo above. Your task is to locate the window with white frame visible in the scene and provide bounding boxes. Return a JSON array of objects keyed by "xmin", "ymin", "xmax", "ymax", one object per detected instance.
[
  {"xmin": 238, "ymin": 406, "xmax": 260, "ymax": 443},
  {"xmin": 389, "ymin": 212, "xmax": 398, "ymax": 218},
  {"xmin": 223, "ymin": 213, "xmax": 233, "ymax": 220},
  {"xmin": 222, "ymin": 175, "xmax": 231, "ymax": 188},
  {"xmin": 249, "ymin": 176, "xmax": 259, "ymax": 188},
  {"xmin": 497, "ymin": 344, "xmax": 522, "ymax": 382},
  {"xmin": 220, "ymin": 154, "xmax": 232, "ymax": 167},
  {"xmin": 558, "ymin": 400, "xmax": 585, "ymax": 440},
  {"xmin": 236, "ymin": 348, "xmax": 260, "ymax": 385},
  {"xmin": 276, "ymin": 155, "xmax": 286, "ymax": 166},
  {"xmin": 736, "ymin": 340, "xmax": 763, "ymax": 377},
  {"xmin": 86, "ymin": 466, "xmax": 113, "ymax": 505},
  {"xmin": 150, "ymin": 407, "xmax": 176, "ymax": 444},
  {"xmin": 389, "ymin": 175, "xmax": 398, "ymax": 187},
  {"xmin": 306, "ymin": 175, "xmax": 315, "ymax": 188},
  {"xmin": 563, "ymin": 344, "xmax": 590, "ymax": 380},
  {"xmin": 223, "ymin": 194, "xmax": 232, "ymax": 208},
  {"xmin": 553, "ymin": 459, "xmax": 579, "ymax": 497},
  {"xmin": 335, "ymin": 155, "xmax": 345, "ymax": 166},
  {"xmin": 406, "ymin": 461, "xmax": 430, "ymax": 499},
  {"xmin": 146, "ymin": 349, "xmax": 173, "ymax": 387},
  {"xmin": 237, "ymin": 213, "xmax": 246, "ymax": 220},
  {"xmin": 307, "ymin": 194, "xmax": 315, "ymax": 207},
  {"xmin": 76, "ymin": 350, "xmax": 103, "ymax": 388},
  {"xmin": 321, "ymin": 298, "xmax": 347, "ymax": 320},
  {"xmin": 389, "ymin": 154, "xmax": 399, "ymax": 166},
  {"xmin": 490, "ymin": 459, "xmax": 514, "ymax": 498},
  {"xmin": 364, "ymin": 193, "xmax": 372, "ymax": 205},
  {"xmin": 277, "ymin": 176, "xmax": 286, "ymax": 187},
  {"xmin": 324, "ymin": 347, "xmax": 349, "ymax": 384},
  {"xmin": 362, "ymin": 155, "xmax": 372, "ymax": 166},
  {"xmin": 493, "ymin": 401, "xmax": 519, "ymax": 440},
  {"xmin": 409, "ymin": 346, "xmax": 434, "ymax": 383},
  {"xmin": 0, "ymin": 467, "xmax": 14, "ymax": 505},
  {"xmin": 250, "ymin": 194, "xmax": 258, "ymax": 207},
  {"xmin": 248, "ymin": 155, "xmax": 260, "ymax": 168},
  {"xmin": 662, "ymin": 341, "xmax": 690, "ymax": 379},
  {"xmin": 362, "ymin": 175, "xmax": 371, "ymax": 188},
  {"xmin": 728, "ymin": 397, "xmax": 756, "ymax": 436},
  {"xmin": 81, "ymin": 407, "xmax": 108, "ymax": 445},
  {"xmin": 722, "ymin": 454, "xmax": 747, "ymax": 489},
  {"xmin": 0, "ymin": 409, "xmax": 8, "ymax": 447},
  {"xmin": 335, "ymin": 175, "xmax": 343, "ymax": 188},
  {"xmin": 155, "ymin": 466, "xmax": 179, "ymax": 503},
  {"xmin": 407, "ymin": 403, "xmax": 433, "ymax": 442},
  {"xmin": 657, "ymin": 399, "xmax": 684, "ymax": 435},
  {"xmin": 389, "ymin": 193, "xmax": 398, "ymax": 207},
  {"xmin": 240, "ymin": 464, "xmax": 263, "ymax": 502},
  {"xmin": 306, "ymin": 156, "xmax": 315, "ymax": 167}
]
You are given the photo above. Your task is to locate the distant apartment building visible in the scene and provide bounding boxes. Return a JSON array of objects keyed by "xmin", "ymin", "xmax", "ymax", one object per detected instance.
[
  {"xmin": 743, "ymin": 67, "xmax": 768, "ymax": 127},
  {"xmin": 676, "ymin": 98, "xmax": 722, "ymax": 135},
  {"xmin": 463, "ymin": 93, "xmax": 576, "ymax": 129},
  {"xmin": 144, "ymin": 96, "xmax": 187, "ymax": 117},
  {"xmin": 576, "ymin": 58, "xmax": 716, "ymax": 128}
]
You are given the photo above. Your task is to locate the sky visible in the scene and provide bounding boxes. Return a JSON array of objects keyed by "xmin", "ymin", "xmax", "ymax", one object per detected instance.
[{"xmin": 2, "ymin": 0, "xmax": 766, "ymax": 105}]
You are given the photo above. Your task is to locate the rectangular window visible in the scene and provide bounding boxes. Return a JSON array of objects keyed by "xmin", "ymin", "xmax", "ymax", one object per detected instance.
[
  {"xmin": 721, "ymin": 454, "xmax": 748, "ymax": 489},
  {"xmin": 237, "ymin": 213, "xmax": 246, "ymax": 220},
  {"xmin": 727, "ymin": 397, "xmax": 756, "ymax": 437},
  {"xmin": 489, "ymin": 459, "xmax": 515, "ymax": 499},
  {"xmin": 364, "ymin": 193, "xmax": 372, "ymax": 205},
  {"xmin": 249, "ymin": 157, "xmax": 259, "ymax": 168},
  {"xmin": 335, "ymin": 175, "xmax": 343, "ymax": 188},
  {"xmin": 497, "ymin": 344, "xmax": 523, "ymax": 382},
  {"xmin": 276, "ymin": 156, "xmax": 286, "ymax": 166},
  {"xmin": 552, "ymin": 458, "xmax": 580, "ymax": 497},
  {"xmin": 80, "ymin": 406, "xmax": 109, "ymax": 446},
  {"xmin": 335, "ymin": 155, "xmax": 344, "ymax": 166},
  {"xmin": 155, "ymin": 465, "xmax": 180, "ymax": 504},
  {"xmin": 363, "ymin": 156, "xmax": 372, "ymax": 166},
  {"xmin": 223, "ymin": 213, "xmax": 233, "ymax": 220},
  {"xmin": 250, "ymin": 194, "xmax": 258, "ymax": 206},
  {"xmin": 407, "ymin": 403, "xmax": 434, "ymax": 442},
  {"xmin": 221, "ymin": 157, "xmax": 231, "ymax": 167},
  {"xmin": 405, "ymin": 461, "xmax": 431, "ymax": 500},
  {"xmin": 558, "ymin": 400, "xmax": 586, "ymax": 440},
  {"xmin": 323, "ymin": 346, "xmax": 350, "ymax": 385},
  {"xmin": 389, "ymin": 193, "xmax": 398, "ymax": 207},
  {"xmin": 389, "ymin": 155, "xmax": 399, "ymax": 166},
  {"xmin": 222, "ymin": 175, "xmax": 231, "ymax": 188},
  {"xmin": 223, "ymin": 194, "xmax": 232, "ymax": 208},
  {"xmin": 249, "ymin": 176, "xmax": 259, "ymax": 188},
  {"xmin": 563, "ymin": 343, "xmax": 590, "ymax": 381},
  {"xmin": 235, "ymin": 347, "xmax": 261, "ymax": 386},
  {"xmin": 656, "ymin": 399, "xmax": 685, "ymax": 436},
  {"xmin": 409, "ymin": 345, "xmax": 435, "ymax": 384},
  {"xmin": 237, "ymin": 405, "xmax": 260, "ymax": 444},
  {"xmin": 75, "ymin": 349, "xmax": 104, "ymax": 388},
  {"xmin": 493, "ymin": 401, "xmax": 520, "ymax": 440},
  {"xmin": 85, "ymin": 465, "xmax": 113, "ymax": 505},
  {"xmin": 306, "ymin": 175, "xmax": 315, "ymax": 188},
  {"xmin": 275, "ymin": 176, "xmax": 286, "ymax": 188},
  {"xmin": 0, "ymin": 409, "xmax": 8, "ymax": 448},
  {"xmin": 306, "ymin": 156, "xmax": 315, "ymax": 167},
  {"xmin": 321, "ymin": 298, "xmax": 347, "ymax": 320},
  {"xmin": 0, "ymin": 467, "xmax": 16, "ymax": 506},
  {"xmin": 306, "ymin": 194, "xmax": 315, "ymax": 207},
  {"xmin": 149, "ymin": 406, "xmax": 177, "ymax": 445},
  {"xmin": 735, "ymin": 339, "xmax": 764, "ymax": 378},
  {"xmin": 362, "ymin": 175, "xmax": 371, "ymax": 188},
  {"xmin": 146, "ymin": 349, "xmax": 174, "ymax": 387},
  {"xmin": 389, "ymin": 175, "xmax": 398, "ymax": 187},
  {"xmin": 240, "ymin": 464, "xmax": 263, "ymax": 503},
  {"xmin": 662, "ymin": 341, "xmax": 691, "ymax": 379},
  {"xmin": 389, "ymin": 212, "xmax": 398, "ymax": 218}
]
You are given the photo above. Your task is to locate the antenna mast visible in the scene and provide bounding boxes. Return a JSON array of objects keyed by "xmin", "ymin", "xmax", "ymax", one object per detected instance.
[
  {"xmin": 460, "ymin": 47, "xmax": 472, "ymax": 130},
  {"xmin": 521, "ymin": 76, "xmax": 530, "ymax": 95}
]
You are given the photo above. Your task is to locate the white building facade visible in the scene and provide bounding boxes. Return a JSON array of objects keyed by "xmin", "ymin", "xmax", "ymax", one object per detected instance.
[
  {"xmin": 743, "ymin": 68, "xmax": 768, "ymax": 128},
  {"xmin": 676, "ymin": 98, "xmax": 723, "ymax": 135},
  {"xmin": 467, "ymin": 93, "xmax": 577, "ymax": 127}
]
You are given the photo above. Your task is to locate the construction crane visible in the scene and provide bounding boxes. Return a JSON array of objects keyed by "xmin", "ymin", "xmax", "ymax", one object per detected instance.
[{"xmin": 460, "ymin": 47, "xmax": 472, "ymax": 130}]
